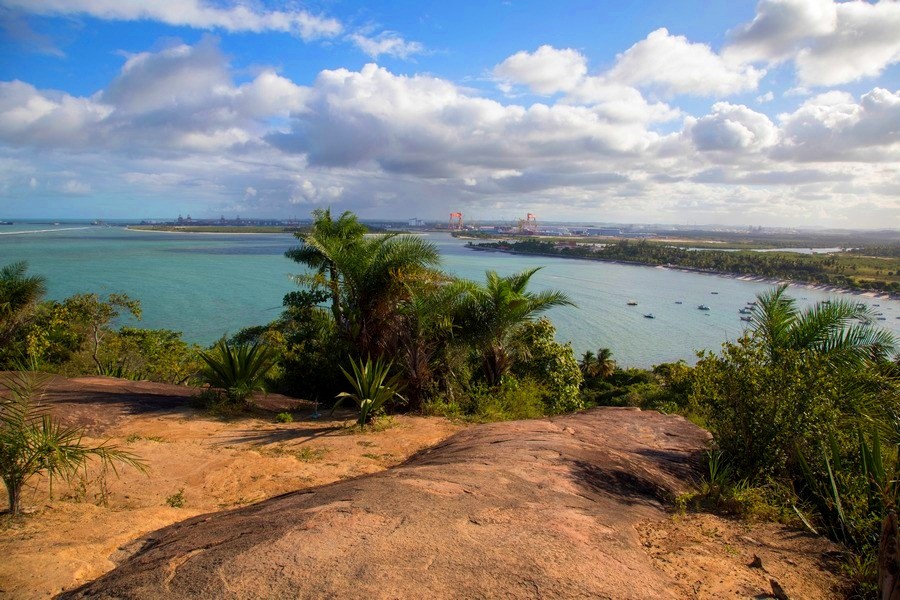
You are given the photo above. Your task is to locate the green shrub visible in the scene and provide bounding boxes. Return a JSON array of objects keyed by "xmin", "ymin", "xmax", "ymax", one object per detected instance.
[
  {"xmin": 165, "ymin": 488, "xmax": 185, "ymax": 508},
  {"xmin": 275, "ymin": 412, "xmax": 293, "ymax": 424},
  {"xmin": 333, "ymin": 356, "xmax": 405, "ymax": 426},
  {"xmin": 199, "ymin": 339, "xmax": 276, "ymax": 406},
  {"xmin": 512, "ymin": 318, "xmax": 583, "ymax": 414},
  {"xmin": 0, "ymin": 371, "xmax": 146, "ymax": 515}
]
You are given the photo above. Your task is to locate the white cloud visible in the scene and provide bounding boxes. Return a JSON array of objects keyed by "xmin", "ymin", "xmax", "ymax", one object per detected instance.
[
  {"xmin": 757, "ymin": 91, "xmax": 774, "ymax": 103},
  {"xmin": 608, "ymin": 28, "xmax": 764, "ymax": 96},
  {"xmin": 493, "ymin": 45, "xmax": 588, "ymax": 95},
  {"xmin": 687, "ymin": 102, "xmax": 779, "ymax": 152},
  {"xmin": 60, "ymin": 179, "xmax": 91, "ymax": 194},
  {"xmin": 3, "ymin": 0, "xmax": 343, "ymax": 40},
  {"xmin": 774, "ymin": 87, "xmax": 900, "ymax": 161},
  {"xmin": 725, "ymin": 0, "xmax": 900, "ymax": 87},
  {"xmin": 349, "ymin": 31, "xmax": 424, "ymax": 59}
]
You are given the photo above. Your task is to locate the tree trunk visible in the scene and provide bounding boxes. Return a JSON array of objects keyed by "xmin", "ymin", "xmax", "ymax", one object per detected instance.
[
  {"xmin": 6, "ymin": 478, "xmax": 21, "ymax": 515},
  {"xmin": 879, "ymin": 511, "xmax": 900, "ymax": 600}
]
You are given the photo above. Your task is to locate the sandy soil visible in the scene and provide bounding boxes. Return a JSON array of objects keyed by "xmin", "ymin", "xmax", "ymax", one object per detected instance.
[
  {"xmin": 640, "ymin": 512, "xmax": 847, "ymax": 599},
  {"xmin": 0, "ymin": 380, "xmax": 463, "ymax": 599}
]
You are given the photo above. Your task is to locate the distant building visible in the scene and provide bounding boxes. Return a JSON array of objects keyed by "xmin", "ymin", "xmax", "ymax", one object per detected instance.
[
  {"xmin": 586, "ymin": 228, "xmax": 622, "ymax": 236},
  {"xmin": 408, "ymin": 218, "xmax": 425, "ymax": 227}
]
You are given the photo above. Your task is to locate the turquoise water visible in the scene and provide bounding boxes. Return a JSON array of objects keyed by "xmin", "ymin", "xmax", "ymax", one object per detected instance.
[{"xmin": 2, "ymin": 225, "xmax": 898, "ymax": 367}]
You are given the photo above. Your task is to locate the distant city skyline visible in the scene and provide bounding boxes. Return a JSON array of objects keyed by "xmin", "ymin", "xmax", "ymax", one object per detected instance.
[{"xmin": 0, "ymin": 0, "xmax": 898, "ymax": 228}]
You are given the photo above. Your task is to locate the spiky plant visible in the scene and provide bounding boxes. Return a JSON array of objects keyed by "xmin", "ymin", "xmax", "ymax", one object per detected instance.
[
  {"xmin": 333, "ymin": 356, "xmax": 405, "ymax": 426},
  {"xmin": 0, "ymin": 371, "xmax": 146, "ymax": 515},
  {"xmin": 198, "ymin": 339, "xmax": 276, "ymax": 405}
]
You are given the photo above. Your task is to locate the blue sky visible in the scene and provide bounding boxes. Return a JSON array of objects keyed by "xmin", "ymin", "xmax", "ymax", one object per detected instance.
[{"xmin": 0, "ymin": 0, "xmax": 898, "ymax": 227}]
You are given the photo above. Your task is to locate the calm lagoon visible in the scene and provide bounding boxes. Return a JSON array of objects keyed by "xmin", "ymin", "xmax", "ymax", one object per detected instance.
[{"xmin": 2, "ymin": 224, "xmax": 897, "ymax": 368}]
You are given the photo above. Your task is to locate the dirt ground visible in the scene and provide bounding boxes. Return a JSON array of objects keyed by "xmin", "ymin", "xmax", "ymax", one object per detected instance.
[
  {"xmin": 640, "ymin": 512, "xmax": 847, "ymax": 599},
  {"xmin": 0, "ymin": 376, "xmax": 463, "ymax": 599},
  {"xmin": 1, "ymin": 376, "xmax": 849, "ymax": 599}
]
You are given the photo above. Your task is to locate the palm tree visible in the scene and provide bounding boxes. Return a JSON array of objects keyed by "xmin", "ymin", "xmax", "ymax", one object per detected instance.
[
  {"xmin": 0, "ymin": 262, "xmax": 47, "ymax": 352},
  {"xmin": 749, "ymin": 284, "xmax": 896, "ymax": 367},
  {"xmin": 286, "ymin": 209, "xmax": 367, "ymax": 326},
  {"xmin": 581, "ymin": 348, "xmax": 616, "ymax": 379},
  {"xmin": 462, "ymin": 268, "xmax": 574, "ymax": 386},
  {"xmin": 198, "ymin": 339, "xmax": 276, "ymax": 406},
  {"xmin": 294, "ymin": 230, "xmax": 443, "ymax": 357},
  {"xmin": 1, "ymin": 371, "xmax": 146, "ymax": 515}
]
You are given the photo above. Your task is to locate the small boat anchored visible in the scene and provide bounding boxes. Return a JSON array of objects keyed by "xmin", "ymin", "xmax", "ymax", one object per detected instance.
[
  {"xmin": 739, "ymin": 308, "xmax": 752, "ymax": 314},
  {"xmin": 626, "ymin": 300, "xmax": 638, "ymax": 306},
  {"xmin": 644, "ymin": 313, "xmax": 655, "ymax": 319},
  {"xmin": 698, "ymin": 304, "xmax": 711, "ymax": 311},
  {"xmin": 740, "ymin": 316, "xmax": 752, "ymax": 322}
]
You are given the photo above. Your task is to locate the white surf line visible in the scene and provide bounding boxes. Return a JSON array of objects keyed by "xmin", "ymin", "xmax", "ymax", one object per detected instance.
[{"xmin": 0, "ymin": 226, "xmax": 93, "ymax": 235}]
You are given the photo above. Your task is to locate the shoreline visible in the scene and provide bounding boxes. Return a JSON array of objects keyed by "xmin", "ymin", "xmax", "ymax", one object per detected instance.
[
  {"xmin": 125, "ymin": 226, "xmax": 296, "ymax": 236},
  {"xmin": 469, "ymin": 245, "xmax": 899, "ymax": 300}
]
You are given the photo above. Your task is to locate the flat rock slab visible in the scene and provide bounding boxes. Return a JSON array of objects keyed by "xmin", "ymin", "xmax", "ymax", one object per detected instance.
[{"xmin": 61, "ymin": 408, "xmax": 710, "ymax": 599}]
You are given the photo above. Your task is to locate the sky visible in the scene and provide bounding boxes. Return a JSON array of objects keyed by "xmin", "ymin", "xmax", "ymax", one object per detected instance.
[{"xmin": 0, "ymin": 0, "xmax": 898, "ymax": 228}]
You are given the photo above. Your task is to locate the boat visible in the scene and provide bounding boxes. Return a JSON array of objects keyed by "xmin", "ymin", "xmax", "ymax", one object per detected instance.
[
  {"xmin": 739, "ymin": 308, "xmax": 752, "ymax": 314},
  {"xmin": 746, "ymin": 301, "xmax": 757, "ymax": 306},
  {"xmin": 711, "ymin": 292, "xmax": 719, "ymax": 295},
  {"xmin": 626, "ymin": 300, "xmax": 638, "ymax": 306},
  {"xmin": 698, "ymin": 304, "xmax": 710, "ymax": 311},
  {"xmin": 644, "ymin": 313, "xmax": 655, "ymax": 319},
  {"xmin": 740, "ymin": 316, "xmax": 752, "ymax": 322},
  {"xmin": 674, "ymin": 301, "xmax": 683, "ymax": 304}
]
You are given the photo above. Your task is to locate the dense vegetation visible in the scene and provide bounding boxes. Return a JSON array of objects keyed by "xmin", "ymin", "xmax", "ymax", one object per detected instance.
[
  {"xmin": 472, "ymin": 238, "xmax": 900, "ymax": 293},
  {"xmin": 4, "ymin": 211, "xmax": 900, "ymax": 595}
]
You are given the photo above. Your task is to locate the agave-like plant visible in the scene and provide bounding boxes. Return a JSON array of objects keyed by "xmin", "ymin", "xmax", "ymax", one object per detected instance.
[
  {"xmin": 1, "ymin": 371, "xmax": 147, "ymax": 515},
  {"xmin": 198, "ymin": 339, "xmax": 276, "ymax": 405},
  {"xmin": 333, "ymin": 356, "xmax": 405, "ymax": 426}
]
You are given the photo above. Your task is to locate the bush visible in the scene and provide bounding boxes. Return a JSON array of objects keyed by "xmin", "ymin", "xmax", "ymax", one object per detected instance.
[
  {"xmin": 199, "ymin": 339, "xmax": 276, "ymax": 407},
  {"xmin": 275, "ymin": 412, "xmax": 293, "ymax": 424},
  {"xmin": 0, "ymin": 371, "xmax": 146, "ymax": 515},
  {"xmin": 512, "ymin": 318, "xmax": 583, "ymax": 414}
]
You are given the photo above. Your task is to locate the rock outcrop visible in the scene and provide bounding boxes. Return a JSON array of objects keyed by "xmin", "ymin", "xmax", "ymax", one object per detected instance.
[{"xmin": 61, "ymin": 408, "xmax": 710, "ymax": 599}]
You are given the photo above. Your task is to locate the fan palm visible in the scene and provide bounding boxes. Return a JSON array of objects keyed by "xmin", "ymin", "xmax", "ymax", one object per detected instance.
[
  {"xmin": 749, "ymin": 284, "xmax": 896, "ymax": 367},
  {"xmin": 462, "ymin": 268, "xmax": 574, "ymax": 386},
  {"xmin": 285, "ymin": 208, "xmax": 367, "ymax": 325},
  {"xmin": 293, "ymin": 231, "xmax": 443, "ymax": 356}
]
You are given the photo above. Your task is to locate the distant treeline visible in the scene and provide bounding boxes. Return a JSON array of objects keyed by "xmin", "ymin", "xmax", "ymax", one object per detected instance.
[{"xmin": 472, "ymin": 239, "xmax": 900, "ymax": 294}]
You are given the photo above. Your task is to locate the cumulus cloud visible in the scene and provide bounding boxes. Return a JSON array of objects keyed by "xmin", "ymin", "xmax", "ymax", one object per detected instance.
[
  {"xmin": 0, "ymin": 36, "xmax": 897, "ymax": 227},
  {"xmin": 0, "ymin": 37, "xmax": 306, "ymax": 153},
  {"xmin": 349, "ymin": 31, "xmax": 424, "ymax": 59},
  {"xmin": 726, "ymin": 0, "xmax": 900, "ymax": 86},
  {"xmin": 687, "ymin": 102, "xmax": 779, "ymax": 152},
  {"xmin": 774, "ymin": 87, "xmax": 900, "ymax": 161},
  {"xmin": 493, "ymin": 45, "xmax": 588, "ymax": 94},
  {"xmin": 608, "ymin": 28, "xmax": 764, "ymax": 96},
  {"xmin": 3, "ymin": 0, "xmax": 343, "ymax": 40}
]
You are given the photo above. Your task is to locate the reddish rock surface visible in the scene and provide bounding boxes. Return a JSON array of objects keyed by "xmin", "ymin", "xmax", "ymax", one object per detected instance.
[{"xmin": 61, "ymin": 408, "xmax": 711, "ymax": 599}]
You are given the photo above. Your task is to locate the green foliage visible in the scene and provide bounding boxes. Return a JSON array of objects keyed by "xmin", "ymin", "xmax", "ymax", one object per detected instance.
[
  {"xmin": 275, "ymin": 412, "xmax": 293, "ymax": 424},
  {"xmin": 0, "ymin": 262, "xmax": 46, "ymax": 365},
  {"xmin": 165, "ymin": 488, "xmax": 185, "ymax": 508},
  {"xmin": 199, "ymin": 339, "xmax": 276, "ymax": 406},
  {"xmin": 474, "ymin": 239, "xmax": 900, "ymax": 293},
  {"xmin": 512, "ymin": 318, "xmax": 583, "ymax": 413},
  {"xmin": 0, "ymin": 371, "xmax": 147, "ymax": 515},
  {"xmin": 333, "ymin": 356, "xmax": 405, "ymax": 426},
  {"xmin": 424, "ymin": 377, "xmax": 548, "ymax": 423},
  {"xmin": 461, "ymin": 268, "xmax": 574, "ymax": 386}
]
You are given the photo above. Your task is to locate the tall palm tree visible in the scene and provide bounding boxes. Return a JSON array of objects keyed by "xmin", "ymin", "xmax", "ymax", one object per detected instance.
[
  {"xmin": 581, "ymin": 348, "xmax": 616, "ymax": 379},
  {"xmin": 286, "ymin": 208, "xmax": 367, "ymax": 326},
  {"xmin": 292, "ymin": 228, "xmax": 443, "ymax": 357},
  {"xmin": 462, "ymin": 268, "xmax": 573, "ymax": 386},
  {"xmin": 750, "ymin": 284, "xmax": 896, "ymax": 367},
  {"xmin": 0, "ymin": 262, "xmax": 47, "ymax": 352}
]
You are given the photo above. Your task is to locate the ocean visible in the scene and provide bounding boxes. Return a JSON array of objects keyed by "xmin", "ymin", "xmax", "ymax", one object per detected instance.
[{"xmin": 2, "ymin": 224, "xmax": 897, "ymax": 368}]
